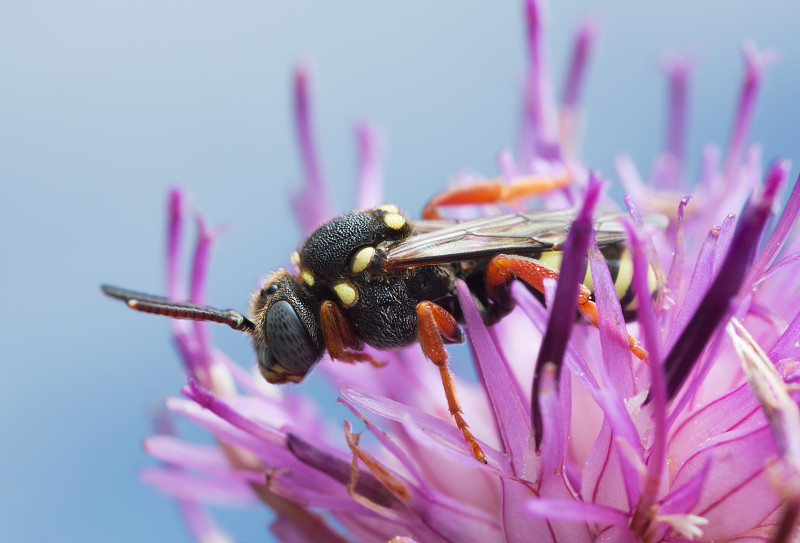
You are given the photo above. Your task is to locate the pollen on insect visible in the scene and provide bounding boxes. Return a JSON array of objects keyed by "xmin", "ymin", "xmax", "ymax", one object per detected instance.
[{"xmin": 377, "ymin": 204, "xmax": 399, "ymax": 213}]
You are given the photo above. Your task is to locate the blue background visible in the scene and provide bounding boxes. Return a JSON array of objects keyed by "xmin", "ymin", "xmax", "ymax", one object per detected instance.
[{"xmin": 2, "ymin": 1, "xmax": 799, "ymax": 541}]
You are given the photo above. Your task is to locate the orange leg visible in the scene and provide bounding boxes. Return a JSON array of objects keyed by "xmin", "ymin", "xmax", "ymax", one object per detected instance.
[
  {"xmin": 485, "ymin": 254, "xmax": 648, "ymax": 361},
  {"xmin": 416, "ymin": 301, "xmax": 487, "ymax": 464},
  {"xmin": 320, "ymin": 301, "xmax": 383, "ymax": 367},
  {"xmin": 422, "ymin": 173, "xmax": 571, "ymax": 219}
]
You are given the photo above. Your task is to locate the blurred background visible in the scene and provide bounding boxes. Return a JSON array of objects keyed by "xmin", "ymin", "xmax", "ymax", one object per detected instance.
[{"xmin": 2, "ymin": 1, "xmax": 799, "ymax": 541}]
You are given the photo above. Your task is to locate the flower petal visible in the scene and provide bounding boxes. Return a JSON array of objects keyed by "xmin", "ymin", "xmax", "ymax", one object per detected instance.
[
  {"xmin": 456, "ymin": 279, "xmax": 531, "ymax": 468},
  {"xmin": 537, "ymin": 363, "xmax": 594, "ymax": 542},
  {"xmin": 532, "ymin": 174, "xmax": 602, "ymax": 446},
  {"xmin": 291, "ymin": 65, "xmax": 333, "ymax": 233},
  {"xmin": 672, "ymin": 424, "xmax": 782, "ymax": 540},
  {"xmin": 339, "ymin": 385, "xmax": 507, "ymax": 469},
  {"xmin": 141, "ymin": 467, "xmax": 257, "ymax": 506},
  {"xmin": 525, "ymin": 498, "xmax": 629, "ymax": 527},
  {"xmin": 663, "ymin": 161, "xmax": 785, "ymax": 400},
  {"xmin": 355, "ymin": 123, "xmax": 383, "ymax": 209}
]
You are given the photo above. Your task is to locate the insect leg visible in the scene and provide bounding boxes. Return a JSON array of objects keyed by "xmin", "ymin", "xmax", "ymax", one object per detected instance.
[
  {"xmin": 422, "ymin": 173, "xmax": 571, "ymax": 219},
  {"xmin": 320, "ymin": 301, "xmax": 384, "ymax": 367},
  {"xmin": 485, "ymin": 254, "xmax": 647, "ymax": 361},
  {"xmin": 416, "ymin": 301, "xmax": 487, "ymax": 464}
]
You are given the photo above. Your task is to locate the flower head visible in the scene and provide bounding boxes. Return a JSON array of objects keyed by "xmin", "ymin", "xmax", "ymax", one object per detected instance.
[{"xmin": 133, "ymin": 1, "xmax": 800, "ymax": 541}]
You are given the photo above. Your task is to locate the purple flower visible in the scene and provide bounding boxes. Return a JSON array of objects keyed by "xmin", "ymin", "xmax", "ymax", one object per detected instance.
[{"xmin": 135, "ymin": 1, "xmax": 800, "ymax": 541}]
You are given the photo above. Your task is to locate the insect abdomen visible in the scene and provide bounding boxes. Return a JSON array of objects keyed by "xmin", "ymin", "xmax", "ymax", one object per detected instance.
[{"xmin": 536, "ymin": 243, "xmax": 657, "ymax": 319}]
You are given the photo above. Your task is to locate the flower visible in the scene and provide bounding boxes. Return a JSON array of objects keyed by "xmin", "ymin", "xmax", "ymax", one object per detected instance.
[{"xmin": 135, "ymin": 1, "xmax": 800, "ymax": 541}]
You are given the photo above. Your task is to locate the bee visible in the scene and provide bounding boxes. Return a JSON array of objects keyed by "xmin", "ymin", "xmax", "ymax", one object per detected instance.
[{"xmin": 103, "ymin": 201, "xmax": 657, "ymax": 464}]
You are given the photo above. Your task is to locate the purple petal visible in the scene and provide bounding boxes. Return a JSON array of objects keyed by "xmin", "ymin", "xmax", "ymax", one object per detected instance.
[
  {"xmin": 662, "ymin": 55, "xmax": 691, "ymax": 168},
  {"xmin": 587, "ymin": 234, "xmax": 634, "ymax": 398},
  {"xmin": 662, "ymin": 163, "xmax": 784, "ymax": 400},
  {"xmin": 664, "ymin": 224, "xmax": 719, "ymax": 354},
  {"xmin": 162, "ymin": 189, "xmax": 202, "ymax": 375},
  {"xmin": 561, "ymin": 18, "xmax": 597, "ymax": 112},
  {"xmin": 625, "ymin": 217, "xmax": 667, "ymax": 515},
  {"xmin": 669, "ymin": 382, "xmax": 762, "ymax": 469},
  {"xmin": 177, "ymin": 501, "xmax": 234, "ymax": 543},
  {"xmin": 699, "ymin": 144, "xmax": 722, "ymax": 195},
  {"xmin": 455, "ymin": 280, "xmax": 530, "ymax": 468},
  {"xmin": 339, "ymin": 384, "xmax": 507, "ymax": 469},
  {"xmin": 286, "ymin": 433, "xmax": 402, "ymax": 509},
  {"xmin": 501, "ymin": 479, "xmax": 552, "ymax": 543},
  {"xmin": 270, "ymin": 511, "xmax": 352, "ymax": 543},
  {"xmin": 722, "ymin": 43, "xmax": 777, "ymax": 180},
  {"xmin": 537, "ymin": 363, "xmax": 595, "ymax": 542},
  {"xmin": 525, "ymin": 498, "xmax": 629, "ymax": 527},
  {"xmin": 183, "ymin": 380, "xmax": 285, "ymax": 447},
  {"xmin": 518, "ymin": 0, "xmax": 560, "ymax": 164},
  {"xmin": 615, "ymin": 154, "xmax": 645, "ymax": 207},
  {"xmin": 711, "ymin": 214, "xmax": 736, "ymax": 277},
  {"xmin": 532, "ymin": 174, "xmax": 601, "ymax": 446},
  {"xmin": 745, "ymin": 166, "xmax": 796, "ymax": 287},
  {"xmin": 355, "ymin": 122, "xmax": 383, "ymax": 209},
  {"xmin": 335, "ymin": 409, "xmax": 505, "ymax": 542},
  {"xmin": 581, "ymin": 421, "xmax": 639, "ymax": 513},
  {"xmin": 188, "ymin": 214, "xmax": 219, "ymax": 382},
  {"xmin": 292, "ymin": 65, "xmax": 333, "ymax": 233},
  {"xmin": 769, "ymin": 309, "xmax": 800, "ymax": 362},
  {"xmin": 665, "ymin": 196, "xmax": 692, "ymax": 314},
  {"xmin": 498, "ymin": 148, "xmax": 518, "ymax": 179},
  {"xmin": 146, "ymin": 435, "xmax": 242, "ymax": 473},
  {"xmin": 340, "ymin": 386, "xmax": 511, "ymax": 532},
  {"xmin": 559, "ymin": 18, "xmax": 598, "ymax": 156},
  {"xmin": 166, "ymin": 396, "xmax": 292, "ymax": 464},
  {"xmin": 658, "ymin": 451, "xmax": 712, "ymax": 515},
  {"xmin": 166, "ymin": 187, "xmax": 185, "ymax": 301},
  {"xmin": 141, "ymin": 467, "xmax": 257, "ymax": 505},
  {"xmin": 672, "ymin": 424, "xmax": 782, "ymax": 540}
]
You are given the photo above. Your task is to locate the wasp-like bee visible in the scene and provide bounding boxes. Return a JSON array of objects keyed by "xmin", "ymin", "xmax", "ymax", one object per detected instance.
[{"xmin": 103, "ymin": 200, "xmax": 657, "ymax": 463}]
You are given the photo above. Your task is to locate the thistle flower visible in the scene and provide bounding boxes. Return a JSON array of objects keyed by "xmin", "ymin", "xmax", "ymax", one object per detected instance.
[{"xmin": 136, "ymin": 1, "xmax": 800, "ymax": 541}]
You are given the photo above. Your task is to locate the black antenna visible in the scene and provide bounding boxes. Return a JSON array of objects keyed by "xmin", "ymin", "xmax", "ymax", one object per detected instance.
[{"xmin": 101, "ymin": 285, "xmax": 256, "ymax": 334}]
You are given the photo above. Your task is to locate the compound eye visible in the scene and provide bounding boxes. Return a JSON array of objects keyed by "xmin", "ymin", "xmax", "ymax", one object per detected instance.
[{"xmin": 265, "ymin": 300, "xmax": 319, "ymax": 374}]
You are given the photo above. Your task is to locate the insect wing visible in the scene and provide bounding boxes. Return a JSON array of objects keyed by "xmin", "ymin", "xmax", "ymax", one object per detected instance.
[{"xmin": 385, "ymin": 209, "xmax": 630, "ymax": 269}]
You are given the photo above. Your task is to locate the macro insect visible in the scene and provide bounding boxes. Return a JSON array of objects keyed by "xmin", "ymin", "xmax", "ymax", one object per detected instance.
[{"xmin": 103, "ymin": 179, "xmax": 655, "ymax": 464}]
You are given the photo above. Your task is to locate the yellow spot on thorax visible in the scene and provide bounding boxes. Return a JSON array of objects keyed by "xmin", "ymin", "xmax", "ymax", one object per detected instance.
[
  {"xmin": 334, "ymin": 282, "xmax": 358, "ymax": 307},
  {"xmin": 351, "ymin": 246, "xmax": 375, "ymax": 274},
  {"xmin": 383, "ymin": 213, "xmax": 406, "ymax": 230},
  {"xmin": 301, "ymin": 269, "xmax": 315, "ymax": 287}
]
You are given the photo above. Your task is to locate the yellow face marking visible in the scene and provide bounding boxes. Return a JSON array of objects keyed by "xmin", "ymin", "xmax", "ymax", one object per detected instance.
[
  {"xmin": 383, "ymin": 213, "xmax": 406, "ymax": 230},
  {"xmin": 300, "ymin": 268, "xmax": 315, "ymax": 287},
  {"xmin": 377, "ymin": 204, "xmax": 399, "ymax": 213},
  {"xmin": 334, "ymin": 282, "xmax": 358, "ymax": 307},
  {"xmin": 290, "ymin": 251, "xmax": 301, "ymax": 267},
  {"xmin": 351, "ymin": 246, "xmax": 375, "ymax": 274}
]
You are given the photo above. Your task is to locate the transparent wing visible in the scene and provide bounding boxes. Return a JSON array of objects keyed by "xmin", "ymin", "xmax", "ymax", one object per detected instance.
[{"xmin": 384, "ymin": 209, "xmax": 636, "ymax": 269}]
